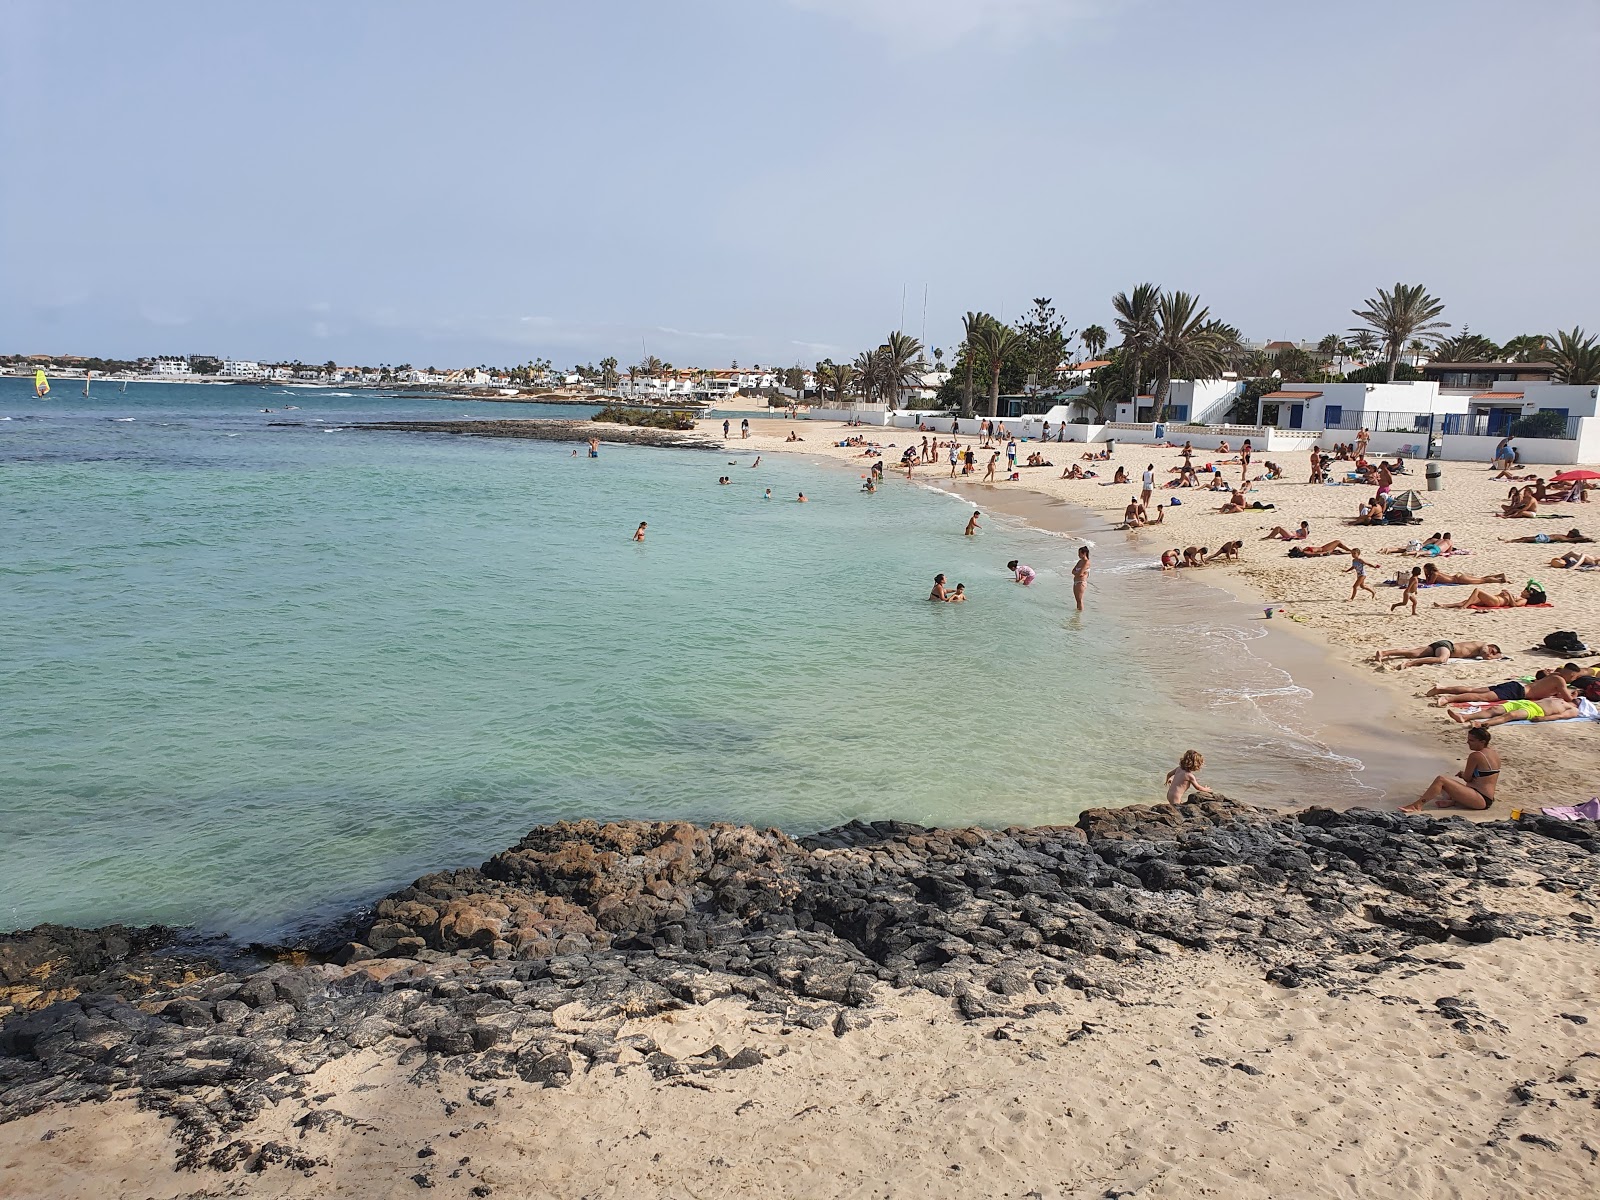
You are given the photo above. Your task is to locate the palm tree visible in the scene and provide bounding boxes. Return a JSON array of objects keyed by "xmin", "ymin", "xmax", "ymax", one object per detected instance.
[
  {"xmin": 1112, "ymin": 284, "xmax": 1161, "ymax": 413},
  {"xmin": 1432, "ymin": 330, "xmax": 1500, "ymax": 363},
  {"xmin": 1546, "ymin": 327, "xmax": 1600, "ymax": 385},
  {"xmin": 878, "ymin": 330, "xmax": 925, "ymax": 410},
  {"xmin": 959, "ymin": 311, "xmax": 989, "ymax": 419},
  {"xmin": 1349, "ymin": 330, "xmax": 1379, "ymax": 360},
  {"xmin": 975, "ymin": 322, "xmax": 1022, "ymax": 419},
  {"xmin": 1350, "ymin": 283, "xmax": 1449, "ymax": 382},
  {"xmin": 1148, "ymin": 292, "xmax": 1230, "ymax": 421},
  {"xmin": 831, "ymin": 361, "xmax": 857, "ymax": 403},
  {"xmin": 853, "ymin": 350, "xmax": 884, "ymax": 404},
  {"xmin": 1081, "ymin": 324, "xmax": 1108, "ymax": 359},
  {"xmin": 1502, "ymin": 333, "xmax": 1551, "ymax": 363}
]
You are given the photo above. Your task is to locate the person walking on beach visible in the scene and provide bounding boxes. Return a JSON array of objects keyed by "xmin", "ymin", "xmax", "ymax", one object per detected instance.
[
  {"xmin": 633, "ymin": 521, "xmax": 647, "ymax": 542},
  {"xmin": 723, "ymin": 419, "xmax": 730, "ymax": 439},
  {"xmin": 1007, "ymin": 559, "xmax": 1036, "ymax": 586},
  {"xmin": 1072, "ymin": 546, "xmax": 1090, "ymax": 611},
  {"xmin": 1141, "ymin": 463, "xmax": 1155, "ymax": 509},
  {"xmin": 965, "ymin": 511, "xmax": 981, "ymax": 536},
  {"xmin": 1356, "ymin": 427, "xmax": 1370, "ymax": 457},
  {"xmin": 1391, "ymin": 566, "xmax": 1421, "ymax": 614},
  {"xmin": 1346, "ymin": 548, "xmax": 1375, "ymax": 600},
  {"xmin": 741, "ymin": 418, "xmax": 749, "ymax": 439},
  {"xmin": 949, "ymin": 442, "xmax": 959, "ymax": 478},
  {"xmin": 985, "ymin": 452, "xmax": 999, "ymax": 482},
  {"xmin": 1006, "ymin": 439, "xmax": 1018, "ymax": 471},
  {"xmin": 1165, "ymin": 750, "xmax": 1214, "ymax": 803}
]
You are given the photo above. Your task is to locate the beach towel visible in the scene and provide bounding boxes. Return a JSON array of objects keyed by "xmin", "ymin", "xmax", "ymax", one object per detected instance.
[
  {"xmin": 1466, "ymin": 602, "xmax": 1554, "ymax": 610},
  {"xmin": 1449, "ymin": 699, "xmax": 1595, "ymax": 724},
  {"xmin": 1540, "ymin": 798, "xmax": 1600, "ymax": 821}
]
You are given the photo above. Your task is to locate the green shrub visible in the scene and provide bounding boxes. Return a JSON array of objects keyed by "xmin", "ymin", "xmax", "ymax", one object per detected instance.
[
  {"xmin": 1510, "ymin": 409, "xmax": 1571, "ymax": 439},
  {"xmin": 592, "ymin": 405, "xmax": 698, "ymax": 431}
]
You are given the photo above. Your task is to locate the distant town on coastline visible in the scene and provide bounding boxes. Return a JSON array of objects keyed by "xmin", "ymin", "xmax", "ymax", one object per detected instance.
[{"xmin": 9, "ymin": 281, "xmax": 1599, "ymax": 449}]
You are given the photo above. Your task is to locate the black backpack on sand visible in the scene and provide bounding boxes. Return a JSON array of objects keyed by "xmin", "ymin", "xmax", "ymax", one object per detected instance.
[{"xmin": 1543, "ymin": 630, "xmax": 1587, "ymax": 654}]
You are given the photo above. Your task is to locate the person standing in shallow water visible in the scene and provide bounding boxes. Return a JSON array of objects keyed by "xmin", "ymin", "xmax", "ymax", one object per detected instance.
[
  {"xmin": 1072, "ymin": 546, "xmax": 1090, "ymax": 611},
  {"xmin": 965, "ymin": 511, "xmax": 981, "ymax": 536},
  {"xmin": 632, "ymin": 522, "xmax": 647, "ymax": 542}
]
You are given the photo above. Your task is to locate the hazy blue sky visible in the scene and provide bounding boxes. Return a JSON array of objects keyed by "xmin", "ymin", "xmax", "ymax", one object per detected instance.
[{"xmin": 4, "ymin": 0, "xmax": 1597, "ymax": 368}]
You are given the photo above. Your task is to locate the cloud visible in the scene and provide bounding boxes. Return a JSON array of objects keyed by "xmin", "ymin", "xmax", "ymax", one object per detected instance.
[
  {"xmin": 655, "ymin": 326, "xmax": 740, "ymax": 342},
  {"xmin": 784, "ymin": 0, "xmax": 1116, "ymax": 50}
]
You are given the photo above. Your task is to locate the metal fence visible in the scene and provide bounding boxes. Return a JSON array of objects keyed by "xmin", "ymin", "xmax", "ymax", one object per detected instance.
[{"xmin": 1321, "ymin": 409, "xmax": 1581, "ymax": 439}]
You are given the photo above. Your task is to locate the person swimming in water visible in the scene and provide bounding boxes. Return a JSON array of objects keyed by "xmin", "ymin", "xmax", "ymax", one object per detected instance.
[
  {"xmin": 1007, "ymin": 559, "xmax": 1036, "ymax": 586},
  {"xmin": 947, "ymin": 583, "xmax": 967, "ymax": 602},
  {"xmin": 633, "ymin": 522, "xmax": 647, "ymax": 542},
  {"xmin": 929, "ymin": 573, "xmax": 951, "ymax": 602}
]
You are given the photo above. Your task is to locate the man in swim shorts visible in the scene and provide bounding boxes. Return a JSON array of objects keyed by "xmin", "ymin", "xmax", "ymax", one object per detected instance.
[
  {"xmin": 1450, "ymin": 695, "xmax": 1580, "ymax": 726},
  {"xmin": 1428, "ymin": 664, "xmax": 1581, "ymax": 707}
]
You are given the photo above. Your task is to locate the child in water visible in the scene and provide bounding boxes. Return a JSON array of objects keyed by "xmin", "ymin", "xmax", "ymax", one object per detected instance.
[{"xmin": 1165, "ymin": 749, "xmax": 1214, "ymax": 803}]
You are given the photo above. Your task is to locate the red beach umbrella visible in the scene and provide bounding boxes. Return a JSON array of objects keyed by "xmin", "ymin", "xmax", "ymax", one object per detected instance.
[{"xmin": 1551, "ymin": 469, "xmax": 1600, "ymax": 482}]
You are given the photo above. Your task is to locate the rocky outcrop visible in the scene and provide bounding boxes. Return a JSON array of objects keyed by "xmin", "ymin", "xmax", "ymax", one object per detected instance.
[
  {"xmin": 0, "ymin": 800, "xmax": 1594, "ymax": 1171},
  {"xmin": 350, "ymin": 419, "xmax": 722, "ymax": 449}
]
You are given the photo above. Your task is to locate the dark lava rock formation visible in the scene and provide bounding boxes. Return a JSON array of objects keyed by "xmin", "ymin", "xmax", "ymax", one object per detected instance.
[
  {"xmin": 351, "ymin": 418, "xmax": 722, "ymax": 449},
  {"xmin": 2, "ymin": 799, "xmax": 1595, "ymax": 1170}
]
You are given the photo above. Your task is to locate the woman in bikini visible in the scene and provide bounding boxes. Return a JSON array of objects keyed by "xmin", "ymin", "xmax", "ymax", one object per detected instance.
[
  {"xmin": 1422, "ymin": 563, "xmax": 1507, "ymax": 586},
  {"xmin": 1402, "ymin": 727, "xmax": 1500, "ymax": 812},
  {"xmin": 1432, "ymin": 584, "xmax": 1546, "ymax": 609}
]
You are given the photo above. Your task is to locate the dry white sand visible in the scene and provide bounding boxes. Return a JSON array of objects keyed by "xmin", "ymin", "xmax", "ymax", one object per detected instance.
[{"xmin": 728, "ymin": 417, "xmax": 1600, "ymax": 813}]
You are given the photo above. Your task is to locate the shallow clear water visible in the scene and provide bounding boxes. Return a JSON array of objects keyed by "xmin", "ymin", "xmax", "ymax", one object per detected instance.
[{"xmin": 0, "ymin": 377, "xmax": 1372, "ymax": 938}]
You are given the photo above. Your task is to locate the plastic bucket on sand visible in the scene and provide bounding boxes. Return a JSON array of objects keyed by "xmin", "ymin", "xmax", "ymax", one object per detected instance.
[{"xmin": 1264, "ymin": 607, "xmax": 1274, "ymax": 619}]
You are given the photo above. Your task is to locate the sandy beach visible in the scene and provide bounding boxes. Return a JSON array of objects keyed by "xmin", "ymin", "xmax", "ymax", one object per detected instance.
[
  {"xmin": 3, "ymin": 804, "xmax": 1596, "ymax": 1199},
  {"xmin": 724, "ymin": 415, "xmax": 1600, "ymax": 814}
]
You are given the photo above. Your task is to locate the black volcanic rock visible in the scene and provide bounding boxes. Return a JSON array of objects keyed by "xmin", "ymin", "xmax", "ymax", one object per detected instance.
[{"xmin": 1, "ymin": 797, "xmax": 1595, "ymax": 1167}]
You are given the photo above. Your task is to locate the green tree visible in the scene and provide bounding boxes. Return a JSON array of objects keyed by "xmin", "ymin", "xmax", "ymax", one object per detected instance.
[
  {"xmin": 1546, "ymin": 327, "xmax": 1600, "ymax": 385},
  {"xmin": 975, "ymin": 322, "xmax": 1022, "ymax": 419},
  {"xmin": 1350, "ymin": 282, "xmax": 1450, "ymax": 382},
  {"xmin": 1148, "ymin": 292, "xmax": 1231, "ymax": 421},
  {"xmin": 1501, "ymin": 333, "xmax": 1551, "ymax": 363},
  {"xmin": 1431, "ymin": 329, "xmax": 1500, "ymax": 362},
  {"xmin": 1081, "ymin": 324, "xmax": 1108, "ymax": 359},
  {"xmin": 1112, "ymin": 283, "xmax": 1161, "ymax": 413},
  {"xmin": 598, "ymin": 356, "xmax": 620, "ymax": 386},
  {"xmin": 1349, "ymin": 330, "xmax": 1379, "ymax": 359},
  {"xmin": 1013, "ymin": 297, "xmax": 1071, "ymax": 393},
  {"xmin": 878, "ymin": 330, "xmax": 925, "ymax": 410},
  {"xmin": 959, "ymin": 311, "xmax": 987, "ymax": 418}
]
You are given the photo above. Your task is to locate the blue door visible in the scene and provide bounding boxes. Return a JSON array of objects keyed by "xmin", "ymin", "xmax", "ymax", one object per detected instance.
[{"xmin": 1288, "ymin": 403, "xmax": 1303, "ymax": 429}]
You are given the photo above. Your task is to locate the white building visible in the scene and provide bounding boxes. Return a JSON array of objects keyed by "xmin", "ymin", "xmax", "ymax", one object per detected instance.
[
  {"xmin": 220, "ymin": 359, "xmax": 261, "ymax": 379},
  {"xmin": 1254, "ymin": 381, "xmax": 1471, "ymax": 433},
  {"xmin": 148, "ymin": 358, "xmax": 191, "ymax": 376},
  {"xmin": 1454, "ymin": 381, "xmax": 1600, "ymax": 436}
]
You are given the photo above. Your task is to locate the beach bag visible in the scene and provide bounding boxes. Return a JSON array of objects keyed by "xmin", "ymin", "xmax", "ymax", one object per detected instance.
[{"xmin": 1544, "ymin": 631, "xmax": 1587, "ymax": 654}]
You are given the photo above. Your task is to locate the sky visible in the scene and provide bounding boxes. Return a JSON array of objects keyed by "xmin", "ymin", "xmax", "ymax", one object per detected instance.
[{"xmin": 3, "ymin": 0, "xmax": 1598, "ymax": 369}]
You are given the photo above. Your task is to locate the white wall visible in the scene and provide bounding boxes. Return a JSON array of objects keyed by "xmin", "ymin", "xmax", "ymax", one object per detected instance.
[{"xmin": 1440, "ymin": 433, "xmax": 1580, "ymax": 466}]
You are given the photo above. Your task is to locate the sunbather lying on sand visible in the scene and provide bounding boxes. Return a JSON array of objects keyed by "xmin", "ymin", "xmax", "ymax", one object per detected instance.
[
  {"xmin": 1427, "ymin": 664, "xmax": 1581, "ymax": 707},
  {"xmin": 1551, "ymin": 551, "xmax": 1600, "ymax": 568},
  {"xmin": 1504, "ymin": 528, "xmax": 1589, "ymax": 544},
  {"xmin": 1448, "ymin": 694, "xmax": 1580, "ymax": 726},
  {"xmin": 1374, "ymin": 639, "xmax": 1503, "ymax": 669},
  {"xmin": 1287, "ymin": 540, "xmax": 1354, "ymax": 558},
  {"xmin": 1263, "ymin": 522, "xmax": 1310, "ymax": 541},
  {"xmin": 1422, "ymin": 563, "xmax": 1507, "ymax": 586},
  {"xmin": 1432, "ymin": 584, "xmax": 1546, "ymax": 609}
]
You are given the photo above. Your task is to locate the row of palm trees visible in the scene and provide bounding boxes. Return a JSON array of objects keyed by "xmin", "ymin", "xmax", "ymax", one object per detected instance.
[
  {"xmin": 812, "ymin": 284, "xmax": 1598, "ymax": 420},
  {"xmin": 1344, "ymin": 282, "xmax": 1599, "ymax": 385}
]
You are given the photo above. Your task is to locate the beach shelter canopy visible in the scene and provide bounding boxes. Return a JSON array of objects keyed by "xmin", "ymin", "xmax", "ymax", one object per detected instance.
[
  {"xmin": 1388, "ymin": 489, "xmax": 1426, "ymax": 511},
  {"xmin": 1551, "ymin": 469, "xmax": 1600, "ymax": 483}
]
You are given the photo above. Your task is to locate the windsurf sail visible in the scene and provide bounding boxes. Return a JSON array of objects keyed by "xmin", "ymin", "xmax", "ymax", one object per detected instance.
[{"xmin": 34, "ymin": 369, "xmax": 49, "ymax": 396}]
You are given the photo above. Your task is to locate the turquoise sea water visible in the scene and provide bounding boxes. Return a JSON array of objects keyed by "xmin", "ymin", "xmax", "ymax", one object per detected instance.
[{"xmin": 1, "ymin": 377, "xmax": 1372, "ymax": 939}]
